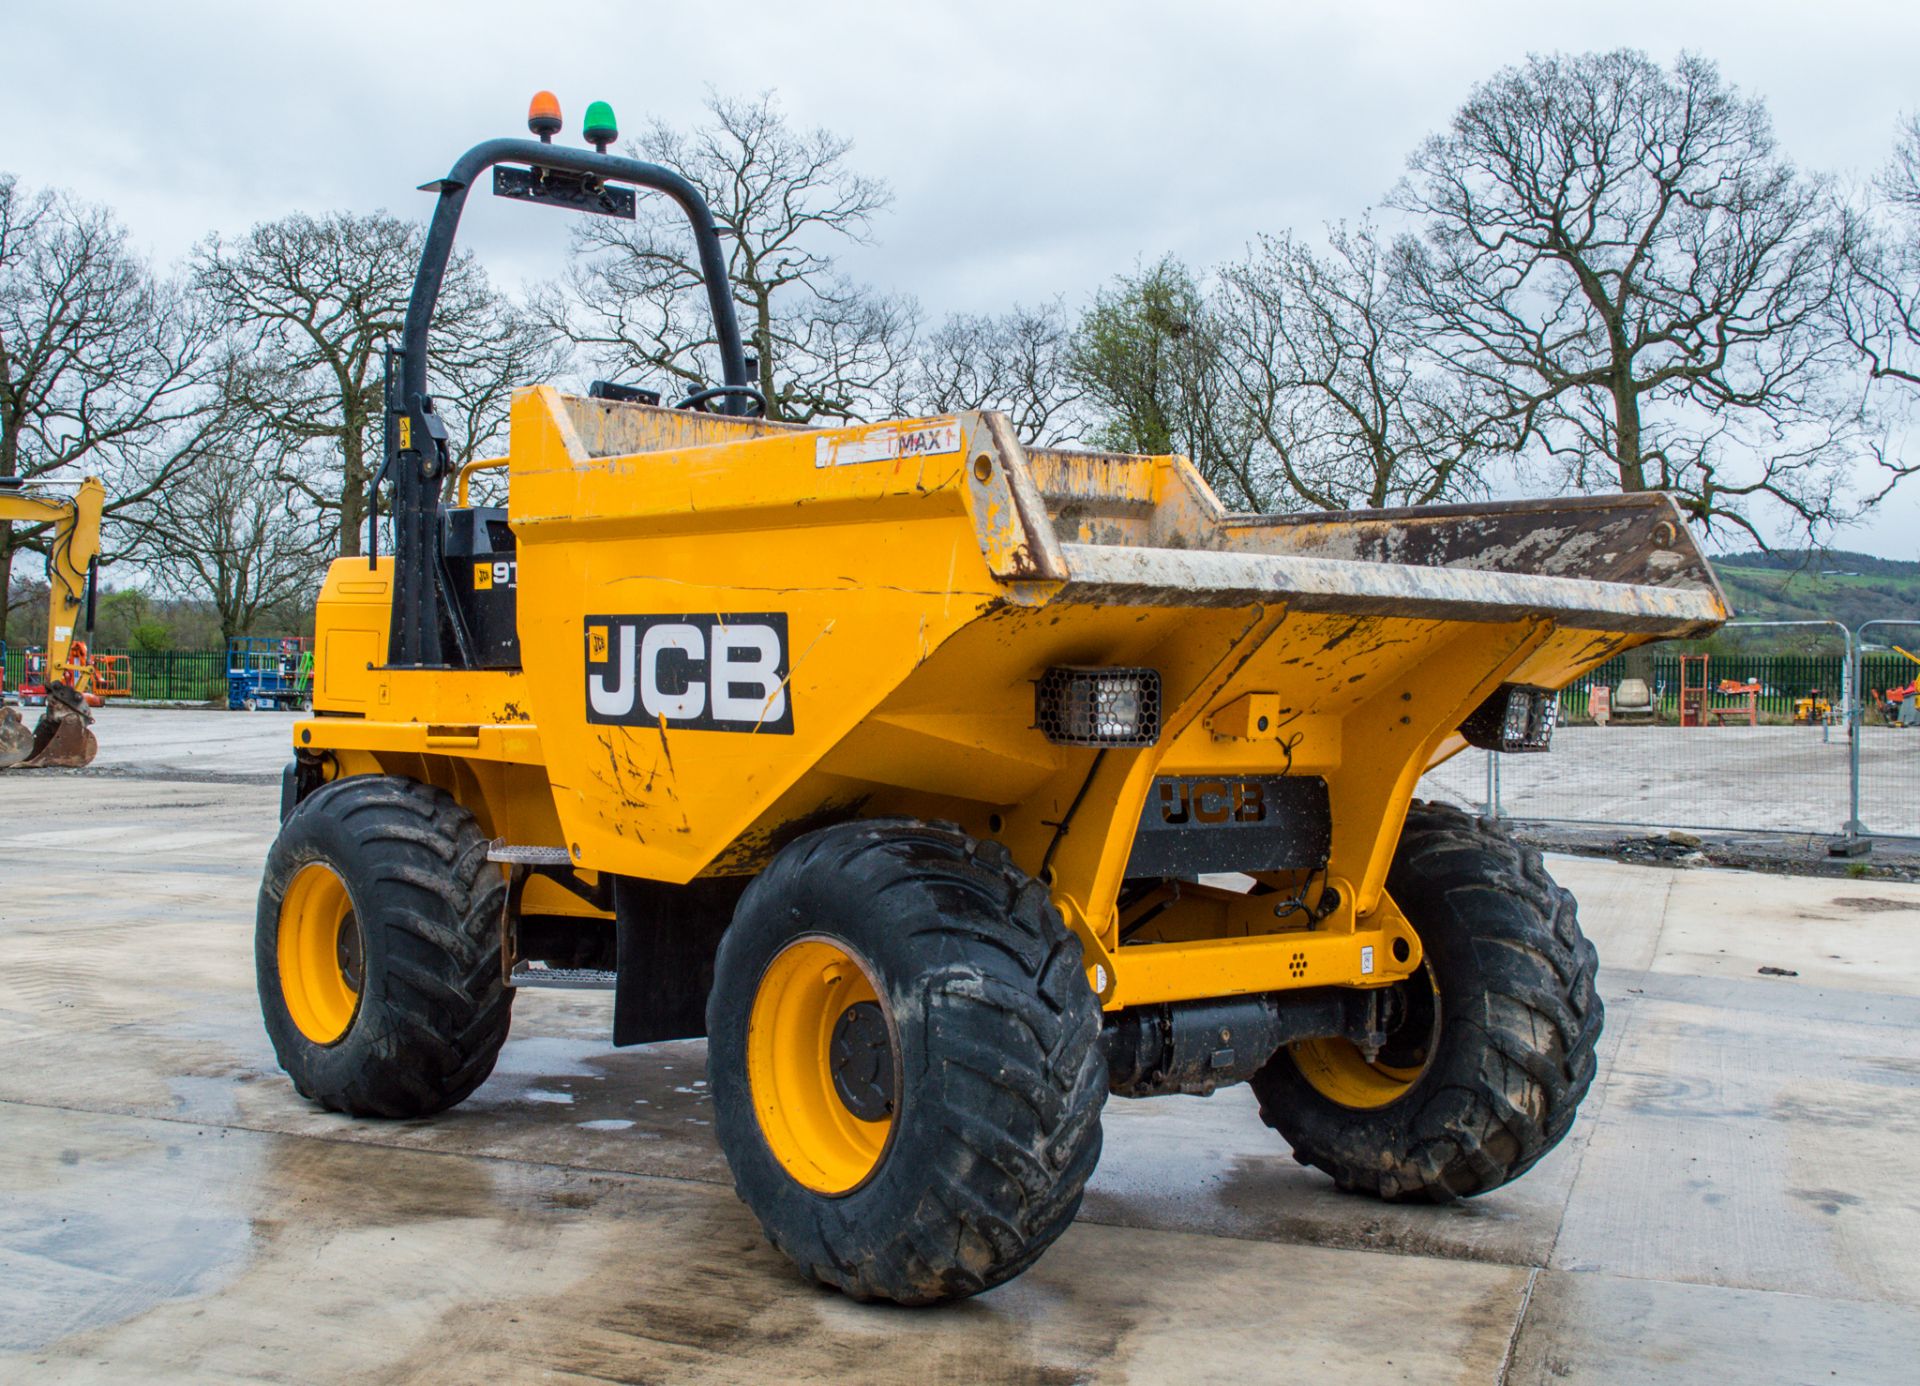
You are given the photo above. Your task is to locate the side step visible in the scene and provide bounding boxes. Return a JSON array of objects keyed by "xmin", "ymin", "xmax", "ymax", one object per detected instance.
[
  {"xmin": 491, "ymin": 842, "xmax": 614, "ymax": 990},
  {"xmin": 508, "ymin": 961, "xmax": 618, "ymax": 990},
  {"xmin": 488, "ymin": 841, "xmax": 573, "ymax": 866}
]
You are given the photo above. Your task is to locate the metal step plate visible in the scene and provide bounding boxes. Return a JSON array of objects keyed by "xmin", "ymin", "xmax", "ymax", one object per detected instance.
[
  {"xmin": 488, "ymin": 841, "xmax": 573, "ymax": 866},
  {"xmin": 508, "ymin": 962, "xmax": 617, "ymax": 990}
]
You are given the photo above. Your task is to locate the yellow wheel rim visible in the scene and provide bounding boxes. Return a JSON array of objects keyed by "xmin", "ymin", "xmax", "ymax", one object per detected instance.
[
  {"xmin": 277, "ymin": 862, "xmax": 363, "ymax": 1045},
  {"xmin": 1292, "ymin": 963, "xmax": 1440, "ymax": 1110},
  {"xmin": 746, "ymin": 938, "xmax": 895, "ymax": 1195},
  {"xmin": 1291, "ymin": 1039, "xmax": 1429, "ymax": 1109}
]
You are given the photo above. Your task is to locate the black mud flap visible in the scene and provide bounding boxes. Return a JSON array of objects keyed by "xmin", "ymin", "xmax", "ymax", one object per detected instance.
[{"xmin": 610, "ymin": 876, "xmax": 744, "ymax": 1046}]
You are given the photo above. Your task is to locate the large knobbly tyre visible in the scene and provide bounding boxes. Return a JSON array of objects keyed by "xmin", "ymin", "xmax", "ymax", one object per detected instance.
[
  {"xmin": 1250, "ymin": 800, "xmax": 1602, "ymax": 1202},
  {"xmin": 257, "ymin": 775, "xmax": 512, "ymax": 1118},
  {"xmin": 707, "ymin": 819, "xmax": 1106, "ymax": 1305}
]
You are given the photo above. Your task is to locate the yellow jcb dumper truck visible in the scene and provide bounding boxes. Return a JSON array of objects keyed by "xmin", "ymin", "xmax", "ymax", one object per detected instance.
[
  {"xmin": 0, "ymin": 475, "xmax": 103, "ymax": 769},
  {"xmin": 256, "ymin": 98, "xmax": 1729, "ymax": 1305}
]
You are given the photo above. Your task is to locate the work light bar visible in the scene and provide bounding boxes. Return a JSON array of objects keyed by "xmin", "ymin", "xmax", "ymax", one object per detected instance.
[
  {"xmin": 1035, "ymin": 667, "xmax": 1162, "ymax": 747},
  {"xmin": 1461, "ymin": 684, "xmax": 1558, "ymax": 753}
]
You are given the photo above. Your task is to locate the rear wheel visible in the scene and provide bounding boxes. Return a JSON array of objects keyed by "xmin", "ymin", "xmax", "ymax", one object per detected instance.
[
  {"xmin": 707, "ymin": 819, "xmax": 1106, "ymax": 1304},
  {"xmin": 1250, "ymin": 800, "xmax": 1602, "ymax": 1201},
  {"xmin": 257, "ymin": 775, "xmax": 512, "ymax": 1117}
]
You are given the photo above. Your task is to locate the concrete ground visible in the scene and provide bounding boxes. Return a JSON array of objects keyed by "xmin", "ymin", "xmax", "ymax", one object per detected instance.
[
  {"xmin": 4, "ymin": 708, "xmax": 1919, "ymax": 1383},
  {"xmin": 1424, "ymin": 723, "xmax": 1920, "ymax": 838}
]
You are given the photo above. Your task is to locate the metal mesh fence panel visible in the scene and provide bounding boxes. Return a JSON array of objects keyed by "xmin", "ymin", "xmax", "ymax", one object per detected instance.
[
  {"xmin": 1420, "ymin": 746, "xmax": 1497, "ymax": 818},
  {"xmin": 1856, "ymin": 620, "xmax": 1920, "ymax": 840},
  {"xmin": 1422, "ymin": 621, "xmax": 1857, "ymax": 836},
  {"xmin": 1456, "ymin": 723, "xmax": 1852, "ymax": 833}
]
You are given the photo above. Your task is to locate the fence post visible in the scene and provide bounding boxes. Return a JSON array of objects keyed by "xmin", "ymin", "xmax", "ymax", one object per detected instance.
[
  {"xmin": 1834, "ymin": 622, "xmax": 1869, "ymax": 856},
  {"xmin": 1847, "ymin": 623, "xmax": 1865, "ymax": 844},
  {"xmin": 1835, "ymin": 618, "xmax": 1920, "ymax": 852}
]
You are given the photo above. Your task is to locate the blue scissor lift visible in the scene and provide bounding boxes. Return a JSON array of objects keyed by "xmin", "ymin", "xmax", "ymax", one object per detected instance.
[{"xmin": 228, "ymin": 636, "xmax": 313, "ymax": 711}]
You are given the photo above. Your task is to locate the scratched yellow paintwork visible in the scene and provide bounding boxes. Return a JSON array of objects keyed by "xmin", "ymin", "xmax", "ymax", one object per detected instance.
[{"xmin": 296, "ymin": 387, "xmax": 1725, "ymax": 1009}]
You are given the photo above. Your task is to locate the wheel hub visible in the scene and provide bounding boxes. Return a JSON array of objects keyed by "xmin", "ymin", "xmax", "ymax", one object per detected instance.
[
  {"xmin": 335, "ymin": 911, "xmax": 364, "ymax": 992},
  {"xmin": 1372, "ymin": 969, "xmax": 1436, "ymax": 1072},
  {"xmin": 829, "ymin": 1000, "xmax": 894, "ymax": 1121}
]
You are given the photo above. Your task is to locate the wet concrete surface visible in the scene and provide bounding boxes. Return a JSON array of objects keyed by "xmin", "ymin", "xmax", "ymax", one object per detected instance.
[{"xmin": 4, "ymin": 710, "xmax": 1919, "ymax": 1381}]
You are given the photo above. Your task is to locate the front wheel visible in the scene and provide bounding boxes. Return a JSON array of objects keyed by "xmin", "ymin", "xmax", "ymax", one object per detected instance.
[
  {"xmin": 707, "ymin": 820, "xmax": 1107, "ymax": 1305},
  {"xmin": 1250, "ymin": 800, "xmax": 1602, "ymax": 1201},
  {"xmin": 256, "ymin": 775, "xmax": 512, "ymax": 1118}
]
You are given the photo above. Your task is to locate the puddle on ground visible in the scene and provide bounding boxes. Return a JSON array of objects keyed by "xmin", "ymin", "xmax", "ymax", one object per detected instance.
[
  {"xmin": 0, "ymin": 1126, "xmax": 256, "ymax": 1352},
  {"xmin": 485, "ymin": 1034, "xmax": 619, "ymax": 1080}
]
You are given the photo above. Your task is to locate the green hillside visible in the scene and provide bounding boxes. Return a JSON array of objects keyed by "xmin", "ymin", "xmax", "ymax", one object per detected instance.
[{"xmin": 1711, "ymin": 550, "xmax": 1920, "ymax": 636}]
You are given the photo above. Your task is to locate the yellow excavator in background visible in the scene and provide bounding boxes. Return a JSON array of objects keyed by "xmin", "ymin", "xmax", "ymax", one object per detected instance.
[
  {"xmin": 0, "ymin": 476, "xmax": 103, "ymax": 769},
  {"xmin": 1792, "ymin": 688, "xmax": 1835, "ymax": 726}
]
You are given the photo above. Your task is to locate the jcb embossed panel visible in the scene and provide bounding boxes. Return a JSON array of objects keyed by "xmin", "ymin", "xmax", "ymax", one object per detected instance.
[{"xmin": 1127, "ymin": 774, "xmax": 1333, "ymax": 876}]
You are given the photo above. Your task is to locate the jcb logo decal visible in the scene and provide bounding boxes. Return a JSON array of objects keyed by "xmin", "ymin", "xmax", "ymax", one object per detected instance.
[
  {"xmin": 1157, "ymin": 779, "xmax": 1267, "ymax": 825},
  {"xmin": 585, "ymin": 614, "xmax": 793, "ymax": 734},
  {"xmin": 473, "ymin": 560, "xmax": 516, "ymax": 591}
]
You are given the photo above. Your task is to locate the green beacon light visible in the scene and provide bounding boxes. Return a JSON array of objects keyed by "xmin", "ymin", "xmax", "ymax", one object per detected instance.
[{"xmin": 583, "ymin": 101, "xmax": 618, "ymax": 154}]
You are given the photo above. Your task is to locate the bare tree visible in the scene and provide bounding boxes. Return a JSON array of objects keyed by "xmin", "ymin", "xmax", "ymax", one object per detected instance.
[
  {"xmin": 1845, "ymin": 113, "xmax": 1920, "ymax": 393},
  {"xmin": 1836, "ymin": 115, "xmax": 1920, "ymax": 495},
  {"xmin": 136, "ymin": 419, "xmax": 331, "ymax": 639},
  {"xmin": 1219, "ymin": 223, "xmax": 1501, "ymax": 510},
  {"xmin": 543, "ymin": 92, "xmax": 915, "ymax": 424},
  {"xmin": 0, "ymin": 174, "xmax": 215, "ymax": 641},
  {"xmin": 896, "ymin": 301, "xmax": 1085, "ymax": 444},
  {"xmin": 195, "ymin": 211, "xmax": 554, "ymax": 558},
  {"xmin": 1067, "ymin": 257, "xmax": 1267, "ymax": 506},
  {"xmin": 1390, "ymin": 50, "xmax": 1854, "ymax": 541},
  {"xmin": 439, "ymin": 299, "xmax": 570, "ymax": 472}
]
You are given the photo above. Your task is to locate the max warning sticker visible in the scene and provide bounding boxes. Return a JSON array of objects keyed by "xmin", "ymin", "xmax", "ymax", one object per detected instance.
[{"xmin": 814, "ymin": 421, "xmax": 961, "ymax": 469}]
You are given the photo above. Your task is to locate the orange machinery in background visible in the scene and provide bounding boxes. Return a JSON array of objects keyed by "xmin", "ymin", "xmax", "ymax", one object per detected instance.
[
  {"xmin": 17, "ymin": 642, "xmax": 128, "ymax": 706},
  {"xmin": 1679, "ymin": 653, "xmax": 1708, "ymax": 727},
  {"xmin": 1710, "ymin": 678, "xmax": 1759, "ymax": 726},
  {"xmin": 1678, "ymin": 654, "xmax": 1759, "ymax": 727},
  {"xmin": 90, "ymin": 652, "xmax": 131, "ymax": 699}
]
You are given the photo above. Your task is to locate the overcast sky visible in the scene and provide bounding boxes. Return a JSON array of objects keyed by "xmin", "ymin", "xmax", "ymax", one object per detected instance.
[{"xmin": 5, "ymin": 0, "xmax": 1918, "ymax": 555}]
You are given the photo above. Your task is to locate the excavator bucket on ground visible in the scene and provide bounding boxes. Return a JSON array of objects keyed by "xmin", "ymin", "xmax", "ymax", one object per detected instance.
[
  {"xmin": 0, "ymin": 707, "xmax": 27, "ymax": 766},
  {"xmin": 0, "ymin": 685, "xmax": 97, "ymax": 769}
]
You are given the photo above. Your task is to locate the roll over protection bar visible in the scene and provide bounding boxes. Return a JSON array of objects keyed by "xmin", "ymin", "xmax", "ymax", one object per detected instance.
[{"xmin": 386, "ymin": 139, "xmax": 754, "ymax": 667}]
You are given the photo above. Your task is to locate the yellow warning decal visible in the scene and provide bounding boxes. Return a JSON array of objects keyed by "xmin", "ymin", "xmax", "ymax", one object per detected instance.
[{"xmin": 473, "ymin": 562, "xmax": 492, "ymax": 591}]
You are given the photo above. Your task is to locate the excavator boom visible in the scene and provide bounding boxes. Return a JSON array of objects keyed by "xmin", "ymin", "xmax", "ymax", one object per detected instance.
[{"xmin": 0, "ymin": 476, "xmax": 103, "ymax": 769}]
